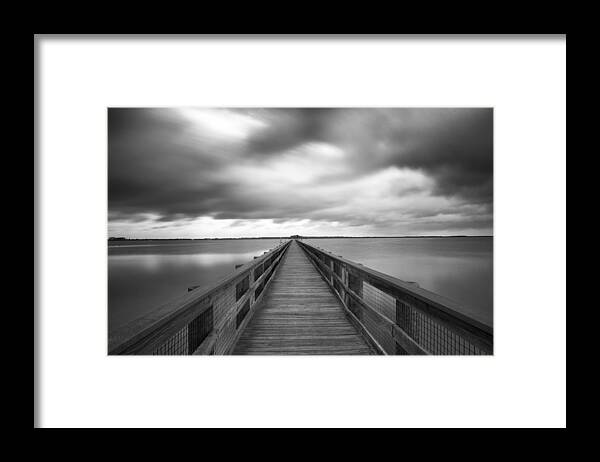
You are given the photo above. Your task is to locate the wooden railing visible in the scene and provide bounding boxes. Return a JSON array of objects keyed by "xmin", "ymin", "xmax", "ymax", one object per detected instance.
[
  {"xmin": 296, "ymin": 240, "xmax": 493, "ymax": 355},
  {"xmin": 108, "ymin": 240, "xmax": 292, "ymax": 355}
]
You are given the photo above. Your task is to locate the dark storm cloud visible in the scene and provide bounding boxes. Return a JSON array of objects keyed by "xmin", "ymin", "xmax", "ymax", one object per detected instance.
[
  {"xmin": 243, "ymin": 108, "xmax": 493, "ymax": 202},
  {"xmin": 244, "ymin": 108, "xmax": 337, "ymax": 155},
  {"xmin": 109, "ymin": 107, "xmax": 344, "ymax": 221},
  {"xmin": 108, "ymin": 108, "xmax": 493, "ymax": 235},
  {"xmin": 386, "ymin": 108, "xmax": 493, "ymax": 203},
  {"xmin": 108, "ymin": 108, "xmax": 237, "ymax": 219}
]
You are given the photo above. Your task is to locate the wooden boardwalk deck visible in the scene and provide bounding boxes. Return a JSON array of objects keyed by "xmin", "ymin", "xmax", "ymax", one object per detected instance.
[{"xmin": 233, "ymin": 241, "xmax": 373, "ymax": 355}]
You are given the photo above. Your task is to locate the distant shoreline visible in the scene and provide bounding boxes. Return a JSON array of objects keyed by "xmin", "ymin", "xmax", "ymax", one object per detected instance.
[{"xmin": 108, "ymin": 235, "xmax": 493, "ymax": 241}]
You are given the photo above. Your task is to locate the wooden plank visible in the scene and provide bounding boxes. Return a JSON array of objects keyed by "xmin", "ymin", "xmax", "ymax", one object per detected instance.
[
  {"xmin": 223, "ymin": 244, "xmax": 289, "ymax": 354},
  {"xmin": 233, "ymin": 241, "xmax": 373, "ymax": 355}
]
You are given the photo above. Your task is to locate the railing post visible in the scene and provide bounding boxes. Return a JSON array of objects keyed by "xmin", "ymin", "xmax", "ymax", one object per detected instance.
[
  {"xmin": 348, "ymin": 271, "xmax": 363, "ymax": 298},
  {"xmin": 329, "ymin": 258, "xmax": 334, "ymax": 283},
  {"xmin": 341, "ymin": 266, "xmax": 349, "ymax": 306}
]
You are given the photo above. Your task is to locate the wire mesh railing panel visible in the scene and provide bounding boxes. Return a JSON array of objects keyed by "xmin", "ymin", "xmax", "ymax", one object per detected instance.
[
  {"xmin": 363, "ymin": 282, "xmax": 396, "ymax": 322},
  {"xmin": 235, "ymin": 275, "xmax": 249, "ymax": 301},
  {"xmin": 255, "ymin": 280, "xmax": 265, "ymax": 298},
  {"xmin": 214, "ymin": 316, "xmax": 237, "ymax": 355},
  {"xmin": 188, "ymin": 307, "xmax": 213, "ymax": 353},
  {"xmin": 152, "ymin": 307, "xmax": 214, "ymax": 355},
  {"xmin": 360, "ymin": 301, "xmax": 396, "ymax": 354},
  {"xmin": 236, "ymin": 299, "xmax": 251, "ymax": 328},
  {"xmin": 396, "ymin": 301, "xmax": 484, "ymax": 355},
  {"xmin": 348, "ymin": 273, "xmax": 363, "ymax": 297},
  {"xmin": 213, "ymin": 284, "xmax": 236, "ymax": 332},
  {"xmin": 254, "ymin": 263, "xmax": 264, "ymax": 281},
  {"xmin": 152, "ymin": 324, "xmax": 189, "ymax": 355}
]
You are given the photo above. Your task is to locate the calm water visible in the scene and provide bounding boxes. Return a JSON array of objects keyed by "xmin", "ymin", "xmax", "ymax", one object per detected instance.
[
  {"xmin": 108, "ymin": 239, "xmax": 279, "ymax": 330},
  {"xmin": 305, "ymin": 237, "xmax": 493, "ymax": 325},
  {"xmin": 108, "ymin": 237, "xmax": 493, "ymax": 331}
]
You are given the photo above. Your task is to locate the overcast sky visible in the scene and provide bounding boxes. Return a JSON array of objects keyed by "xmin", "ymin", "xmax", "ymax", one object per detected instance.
[{"xmin": 108, "ymin": 108, "xmax": 492, "ymax": 238}]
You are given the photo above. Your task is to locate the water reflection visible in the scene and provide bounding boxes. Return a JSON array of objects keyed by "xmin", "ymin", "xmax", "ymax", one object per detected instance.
[
  {"xmin": 109, "ymin": 252, "xmax": 261, "ymax": 271},
  {"xmin": 108, "ymin": 240, "xmax": 276, "ymax": 331}
]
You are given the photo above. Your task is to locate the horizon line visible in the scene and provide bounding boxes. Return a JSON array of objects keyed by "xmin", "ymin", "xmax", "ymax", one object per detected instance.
[{"xmin": 108, "ymin": 234, "xmax": 494, "ymax": 240}]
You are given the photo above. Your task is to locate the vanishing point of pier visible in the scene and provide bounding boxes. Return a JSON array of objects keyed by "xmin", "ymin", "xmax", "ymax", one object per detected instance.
[{"xmin": 109, "ymin": 239, "xmax": 493, "ymax": 356}]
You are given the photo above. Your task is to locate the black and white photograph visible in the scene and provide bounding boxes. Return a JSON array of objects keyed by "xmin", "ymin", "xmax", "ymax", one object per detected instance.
[
  {"xmin": 35, "ymin": 35, "xmax": 566, "ymax": 428},
  {"xmin": 108, "ymin": 108, "xmax": 493, "ymax": 355}
]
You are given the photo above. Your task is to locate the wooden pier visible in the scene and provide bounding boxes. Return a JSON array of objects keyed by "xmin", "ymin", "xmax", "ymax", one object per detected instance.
[
  {"xmin": 108, "ymin": 239, "xmax": 493, "ymax": 356},
  {"xmin": 233, "ymin": 241, "xmax": 372, "ymax": 355}
]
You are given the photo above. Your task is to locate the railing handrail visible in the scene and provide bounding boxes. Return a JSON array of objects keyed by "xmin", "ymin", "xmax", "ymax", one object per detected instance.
[
  {"xmin": 108, "ymin": 240, "xmax": 291, "ymax": 354},
  {"xmin": 297, "ymin": 240, "xmax": 492, "ymax": 333},
  {"xmin": 296, "ymin": 240, "xmax": 492, "ymax": 355}
]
